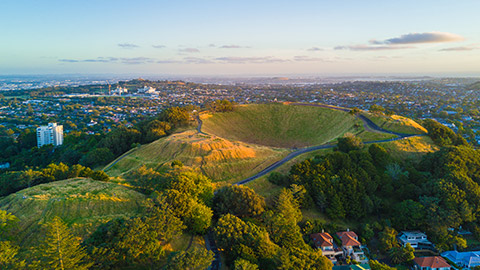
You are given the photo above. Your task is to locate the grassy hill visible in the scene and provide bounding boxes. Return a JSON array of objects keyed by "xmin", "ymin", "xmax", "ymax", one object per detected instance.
[
  {"xmin": 105, "ymin": 103, "xmax": 432, "ymax": 185},
  {"xmin": 201, "ymin": 103, "xmax": 363, "ymax": 148},
  {"xmin": 362, "ymin": 112, "xmax": 427, "ymax": 135},
  {"xmin": 105, "ymin": 130, "xmax": 289, "ymax": 184},
  {"xmin": 0, "ymin": 178, "xmax": 145, "ymax": 246}
]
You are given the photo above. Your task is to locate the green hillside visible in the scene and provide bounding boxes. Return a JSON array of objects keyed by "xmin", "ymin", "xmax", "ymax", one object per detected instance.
[
  {"xmin": 362, "ymin": 112, "xmax": 428, "ymax": 135},
  {"xmin": 201, "ymin": 103, "xmax": 362, "ymax": 148},
  {"xmin": 105, "ymin": 130, "xmax": 288, "ymax": 184},
  {"xmin": 0, "ymin": 178, "xmax": 145, "ymax": 246}
]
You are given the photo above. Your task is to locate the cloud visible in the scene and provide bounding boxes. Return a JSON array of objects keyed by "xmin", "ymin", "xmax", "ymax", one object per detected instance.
[
  {"xmin": 184, "ymin": 57, "xmax": 214, "ymax": 64},
  {"xmin": 152, "ymin": 45, "xmax": 165, "ymax": 49},
  {"xmin": 179, "ymin": 48, "xmax": 200, "ymax": 53},
  {"xmin": 208, "ymin": 44, "xmax": 216, "ymax": 47},
  {"xmin": 219, "ymin": 45, "xmax": 249, "ymax": 49},
  {"xmin": 307, "ymin": 47, "xmax": 323, "ymax": 52},
  {"xmin": 293, "ymin": 55, "xmax": 325, "ymax": 62},
  {"xmin": 334, "ymin": 45, "xmax": 413, "ymax": 51},
  {"xmin": 157, "ymin": 59, "xmax": 183, "ymax": 64},
  {"xmin": 59, "ymin": 59, "xmax": 80, "ymax": 63},
  {"xmin": 439, "ymin": 45, "xmax": 479, "ymax": 51},
  {"xmin": 58, "ymin": 57, "xmax": 155, "ymax": 65},
  {"xmin": 215, "ymin": 56, "xmax": 288, "ymax": 64},
  {"xmin": 118, "ymin": 43, "xmax": 139, "ymax": 49},
  {"xmin": 370, "ymin": 32, "xmax": 464, "ymax": 45}
]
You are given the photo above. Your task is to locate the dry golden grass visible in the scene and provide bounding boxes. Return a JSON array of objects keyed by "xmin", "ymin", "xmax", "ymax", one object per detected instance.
[
  {"xmin": 380, "ymin": 136, "xmax": 439, "ymax": 160},
  {"xmin": 106, "ymin": 129, "xmax": 289, "ymax": 184},
  {"xmin": 364, "ymin": 112, "xmax": 427, "ymax": 134}
]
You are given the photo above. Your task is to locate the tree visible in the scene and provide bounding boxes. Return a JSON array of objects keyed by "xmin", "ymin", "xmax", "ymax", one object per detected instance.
[
  {"xmin": 213, "ymin": 185, "xmax": 265, "ymax": 218},
  {"xmin": 35, "ymin": 216, "xmax": 92, "ymax": 270},
  {"xmin": 160, "ymin": 107, "xmax": 190, "ymax": 127},
  {"xmin": 379, "ymin": 227, "xmax": 398, "ymax": 253},
  {"xmin": 80, "ymin": 147, "xmax": 114, "ymax": 167},
  {"xmin": 0, "ymin": 241, "xmax": 25, "ymax": 269},
  {"xmin": 165, "ymin": 248, "xmax": 214, "ymax": 270},
  {"xmin": 370, "ymin": 105, "xmax": 385, "ymax": 113},
  {"xmin": 275, "ymin": 246, "xmax": 332, "ymax": 270},
  {"xmin": 369, "ymin": 259, "xmax": 396, "ymax": 270},
  {"xmin": 337, "ymin": 133, "xmax": 363, "ymax": 153},
  {"xmin": 389, "ymin": 244, "xmax": 414, "ymax": 264},
  {"xmin": 234, "ymin": 258, "xmax": 259, "ymax": 270}
]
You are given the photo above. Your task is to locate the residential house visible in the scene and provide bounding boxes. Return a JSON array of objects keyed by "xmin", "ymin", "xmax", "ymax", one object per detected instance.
[
  {"xmin": 397, "ymin": 231, "xmax": 434, "ymax": 250},
  {"xmin": 441, "ymin": 250, "xmax": 480, "ymax": 269},
  {"xmin": 413, "ymin": 256, "xmax": 451, "ymax": 270},
  {"xmin": 311, "ymin": 231, "xmax": 343, "ymax": 264},
  {"xmin": 336, "ymin": 230, "xmax": 368, "ymax": 264}
]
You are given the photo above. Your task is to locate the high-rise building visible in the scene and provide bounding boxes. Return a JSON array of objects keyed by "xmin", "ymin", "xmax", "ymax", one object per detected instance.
[{"xmin": 37, "ymin": 123, "xmax": 63, "ymax": 148}]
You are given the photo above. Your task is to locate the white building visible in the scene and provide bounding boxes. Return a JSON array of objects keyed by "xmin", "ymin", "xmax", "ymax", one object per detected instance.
[
  {"xmin": 397, "ymin": 231, "xmax": 433, "ymax": 249},
  {"xmin": 137, "ymin": 86, "xmax": 157, "ymax": 95},
  {"xmin": 37, "ymin": 123, "xmax": 63, "ymax": 147},
  {"xmin": 112, "ymin": 86, "xmax": 128, "ymax": 95}
]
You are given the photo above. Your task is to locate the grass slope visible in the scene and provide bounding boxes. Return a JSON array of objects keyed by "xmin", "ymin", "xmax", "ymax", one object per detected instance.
[
  {"xmin": 202, "ymin": 103, "xmax": 362, "ymax": 148},
  {"xmin": 105, "ymin": 130, "xmax": 289, "ymax": 184},
  {"xmin": 0, "ymin": 178, "xmax": 145, "ymax": 246},
  {"xmin": 363, "ymin": 112, "xmax": 427, "ymax": 135}
]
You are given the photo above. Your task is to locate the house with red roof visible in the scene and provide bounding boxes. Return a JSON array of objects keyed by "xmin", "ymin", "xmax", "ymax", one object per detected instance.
[
  {"xmin": 336, "ymin": 230, "xmax": 368, "ymax": 264},
  {"xmin": 311, "ymin": 231, "xmax": 343, "ymax": 264},
  {"xmin": 413, "ymin": 256, "xmax": 451, "ymax": 270}
]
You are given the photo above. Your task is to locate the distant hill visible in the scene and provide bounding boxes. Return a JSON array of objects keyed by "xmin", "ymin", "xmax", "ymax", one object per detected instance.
[
  {"xmin": 468, "ymin": 81, "xmax": 480, "ymax": 90},
  {"xmin": 0, "ymin": 178, "xmax": 145, "ymax": 246}
]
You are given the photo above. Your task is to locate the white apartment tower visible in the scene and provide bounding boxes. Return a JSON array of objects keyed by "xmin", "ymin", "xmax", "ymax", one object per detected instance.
[{"xmin": 37, "ymin": 123, "xmax": 63, "ymax": 147}]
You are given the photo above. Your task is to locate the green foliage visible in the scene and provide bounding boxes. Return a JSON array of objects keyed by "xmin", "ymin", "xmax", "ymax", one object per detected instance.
[
  {"xmin": 234, "ymin": 258, "xmax": 259, "ymax": 270},
  {"xmin": 171, "ymin": 159, "xmax": 183, "ymax": 168},
  {"xmin": 213, "ymin": 185, "xmax": 266, "ymax": 218},
  {"xmin": 0, "ymin": 241, "xmax": 25, "ymax": 269},
  {"xmin": 388, "ymin": 244, "xmax": 414, "ymax": 264},
  {"xmin": 165, "ymin": 248, "xmax": 214, "ymax": 270},
  {"xmin": 34, "ymin": 216, "xmax": 92, "ymax": 270},
  {"xmin": 160, "ymin": 107, "xmax": 190, "ymax": 127},
  {"xmin": 337, "ymin": 133, "xmax": 363, "ymax": 153},
  {"xmin": 379, "ymin": 227, "xmax": 398, "ymax": 253},
  {"xmin": 423, "ymin": 119, "xmax": 467, "ymax": 146},
  {"xmin": 84, "ymin": 198, "xmax": 185, "ymax": 268},
  {"xmin": 275, "ymin": 246, "xmax": 333, "ymax": 270},
  {"xmin": 393, "ymin": 200, "xmax": 425, "ymax": 230},
  {"xmin": 370, "ymin": 105, "xmax": 386, "ymax": 113},
  {"xmin": 206, "ymin": 99, "xmax": 235, "ymax": 113},
  {"xmin": 101, "ymin": 127, "xmax": 141, "ymax": 156},
  {"xmin": 369, "ymin": 259, "xmax": 397, "ymax": 270},
  {"xmin": 267, "ymin": 172, "xmax": 290, "ymax": 186},
  {"xmin": 80, "ymin": 147, "xmax": 114, "ymax": 168},
  {"xmin": 214, "ymin": 214, "xmax": 279, "ymax": 268},
  {"xmin": 0, "ymin": 163, "xmax": 109, "ymax": 197}
]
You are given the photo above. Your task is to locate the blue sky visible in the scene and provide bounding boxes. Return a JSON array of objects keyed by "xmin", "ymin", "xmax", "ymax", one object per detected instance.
[{"xmin": 1, "ymin": 0, "xmax": 479, "ymax": 75}]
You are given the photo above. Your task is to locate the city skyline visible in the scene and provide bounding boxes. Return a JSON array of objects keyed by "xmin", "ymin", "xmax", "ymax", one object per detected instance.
[{"xmin": 1, "ymin": 0, "xmax": 479, "ymax": 76}]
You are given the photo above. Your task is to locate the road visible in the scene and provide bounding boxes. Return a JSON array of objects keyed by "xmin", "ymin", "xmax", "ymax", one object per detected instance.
[{"xmin": 232, "ymin": 103, "xmax": 423, "ymax": 185}]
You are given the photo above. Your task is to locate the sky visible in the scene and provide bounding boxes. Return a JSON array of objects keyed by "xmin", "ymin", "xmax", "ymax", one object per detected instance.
[{"xmin": 1, "ymin": 0, "xmax": 479, "ymax": 76}]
